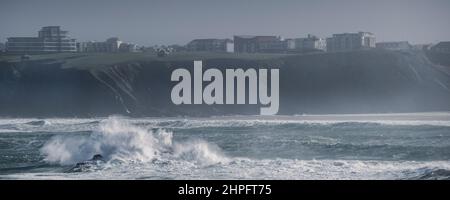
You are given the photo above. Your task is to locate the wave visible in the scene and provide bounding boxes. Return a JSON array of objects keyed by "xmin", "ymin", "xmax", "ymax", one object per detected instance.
[
  {"xmin": 21, "ymin": 116, "xmax": 450, "ymax": 165},
  {"xmin": 2, "ymin": 119, "xmax": 449, "ymax": 136},
  {"xmin": 0, "ymin": 129, "xmax": 25, "ymax": 133},
  {"xmin": 0, "ymin": 115, "xmax": 449, "ymax": 179},
  {"xmin": 0, "ymin": 119, "xmax": 101, "ymax": 134},
  {"xmin": 24, "ymin": 120, "xmax": 52, "ymax": 126},
  {"xmin": 1, "ymin": 114, "xmax": 450, "ymax": 132},
  {"xmin": 3, "ymin": 158, "xmax": 450, "ymax": 180},
  {"xmin": 132, "ymin": 118, "xmax": 450, "ymax": 129},
  {"xmin": 403, "ymin": 167, "xmax": 450, "ymax": 180},
  {"xmin": 40, "ymin": 116, "xmax": 229, "ymax": 166}
]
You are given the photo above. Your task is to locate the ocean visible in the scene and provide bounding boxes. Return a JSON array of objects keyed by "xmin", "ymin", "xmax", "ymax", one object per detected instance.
[{"xmin": 0, "ymin": 113, "xmax": 450, "ymax": 180}]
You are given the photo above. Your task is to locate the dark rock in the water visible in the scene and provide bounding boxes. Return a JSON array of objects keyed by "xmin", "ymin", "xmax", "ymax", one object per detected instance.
[
  {"xmin": 91, "ymin": 154, "xmax": 103, "ymax": 161},
  {"xmin": 66, "ymin": 154, "xmax": 105, "ymax": 173}
]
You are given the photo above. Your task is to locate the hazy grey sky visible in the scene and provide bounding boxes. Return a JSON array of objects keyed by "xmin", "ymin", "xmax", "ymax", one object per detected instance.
[{"xmin": 1, "ymin": 0, "xmax": 449, "ymax": 46}]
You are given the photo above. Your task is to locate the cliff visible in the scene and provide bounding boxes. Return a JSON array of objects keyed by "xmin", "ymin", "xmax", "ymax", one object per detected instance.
[{"xmin": 1, "ymin": 50, "xmax": 449, "ymax": 117}]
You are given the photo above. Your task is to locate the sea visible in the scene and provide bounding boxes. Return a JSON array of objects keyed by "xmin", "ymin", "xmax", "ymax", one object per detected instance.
[{"xmin": 1, "ymin": 113, "xmax": 450, "ymax": 180}]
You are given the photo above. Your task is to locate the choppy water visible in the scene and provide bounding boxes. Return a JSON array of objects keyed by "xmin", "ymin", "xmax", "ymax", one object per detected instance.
[{"xmin": 1, "ymin": 113, "xmax": 450, "ymax": 180}]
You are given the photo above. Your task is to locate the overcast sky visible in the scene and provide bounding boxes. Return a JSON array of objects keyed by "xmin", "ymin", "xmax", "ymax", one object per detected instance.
[{"xmin": 1, "ymin": 0, "xmax": 449, "ymax": 46}]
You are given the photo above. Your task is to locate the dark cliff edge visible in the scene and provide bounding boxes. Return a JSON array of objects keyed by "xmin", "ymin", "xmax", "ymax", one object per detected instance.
[{"xmin": 1, "ymin": 49, "xmax": 450, "ymax": 117}]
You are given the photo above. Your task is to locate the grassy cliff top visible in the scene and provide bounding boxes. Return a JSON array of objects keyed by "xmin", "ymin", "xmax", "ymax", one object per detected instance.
[{"xmin": 0, "ymin": 52, "xmax": 291, "ymax": 69}]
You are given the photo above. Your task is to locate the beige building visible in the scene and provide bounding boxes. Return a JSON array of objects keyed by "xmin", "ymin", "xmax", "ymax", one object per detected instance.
[
  {"xmin": 431, "ymin": 42, "xmax": 450, "ymax": 53},
  {"xmin": 287, "ymin": 34, "xmax": 326, "ymax": 52},
  {"xmin": 186, "ymin": 39, "xmax": 234, "ymax": 52},
  {"xmin": 234, "ymin": 35, "xmax": 286, "ymax": 53},
  {"xmin": 78, "ymin": 37, "xmax": 138, "ymax": 52},
  {"xmin": 326, "ymin": 32, "xmax": 375, "ymax": 52},
  {"xmin": 6, "ymin": 26, "xmax": 77, "ymax": 53}
]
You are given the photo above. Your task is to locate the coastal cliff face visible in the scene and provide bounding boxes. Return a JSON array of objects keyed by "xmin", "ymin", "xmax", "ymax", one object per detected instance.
[{"xmin": 1, "ymin": 49, "xmax": 450, "ymax": 117}]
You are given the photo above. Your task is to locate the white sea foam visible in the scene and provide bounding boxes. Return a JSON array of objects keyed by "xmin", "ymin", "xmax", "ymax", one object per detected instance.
[
  {"xmin": 0, "ymin": 129, "xmax": 29, "ymax": 133},
  {"xmin": 1, "ymin": 114, "xmax": 450, "ymax": 180},
  {"xmin": 40, "ymin": 116, "xmax": 229, "ymax": 166},
  {"xmin": 1, "ymin": 112, "xmax": 450, "ymax": 133},
  {"xmin": 2, "ymin": 159, "xmax": 450, "ymax": 180}
]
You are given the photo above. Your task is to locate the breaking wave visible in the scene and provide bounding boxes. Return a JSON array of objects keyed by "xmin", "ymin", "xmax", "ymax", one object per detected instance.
[
  {"xmin": 40, "ymin": 117, "xmax": 229, "ymax": 166},
  {"xmin": 1, "ymin": 114, "xmax": 449, "ymax": 179},
  {"xmin": 24, "ymin": 120, "xmax": 52, "ymax": 126},
  {"xmin": 403, "ymin": 167, "xmax": 450, "ymax": 180}
]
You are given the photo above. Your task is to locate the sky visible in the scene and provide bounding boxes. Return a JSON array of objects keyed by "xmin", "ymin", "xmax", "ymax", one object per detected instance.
[{"xmin": 1, "ymin": 0, "xmax": 449, "ymax": 46}]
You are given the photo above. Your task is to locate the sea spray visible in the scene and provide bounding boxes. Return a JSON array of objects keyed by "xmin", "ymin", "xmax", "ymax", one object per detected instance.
[
  {"xmin": 173, "ymin": 140, "xmax": 229, "ymax": 165},
  {"xmin": 40, "ymin": 116, "xmax": 228, "ymax": 166},
  {"xmin": 1, "ymin": 116, "xmax": 450, "ymax": 179}
]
